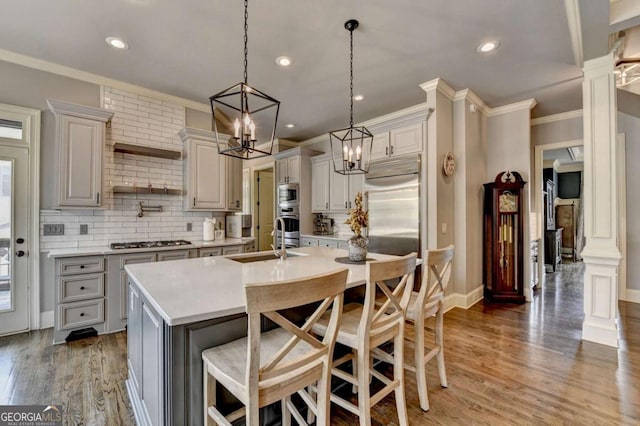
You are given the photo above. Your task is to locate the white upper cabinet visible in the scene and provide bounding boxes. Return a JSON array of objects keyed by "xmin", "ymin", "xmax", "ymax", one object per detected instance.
[
  {"xmin": 276, "ymin": 156, "xmax": 300, "ymax": 184},
  {"xmin": 311, "ymin": 158, "xmax": 330, "ymax": 212},
  {"xmin": 329, "ymin": 167, "xmax": 349, "ymax": 211},
  {"xmin": 348, "ymin": 174, "xmax": 364, "ymax": 207},
  {"xmin": 180, "ymin": 128, "xmax": 229, "ymax": 211},
  {"xmin": 47, "ymin": 99, "xmax": 113, "ymax": 208},
  {"xmin": 371, "ymin": 122, "xmax": 423, "ymax": 161}
]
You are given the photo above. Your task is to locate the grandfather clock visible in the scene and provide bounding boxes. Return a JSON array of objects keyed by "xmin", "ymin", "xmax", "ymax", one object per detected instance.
[{"xmin": 483, "ymin": 171, "xmax": 526, "ymax": 303}]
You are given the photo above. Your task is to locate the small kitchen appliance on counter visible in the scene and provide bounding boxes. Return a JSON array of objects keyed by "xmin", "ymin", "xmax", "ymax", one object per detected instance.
[
  {"xmin": 313, "ymin": 213, "xmax": 334, "ymax": 235},
  {"xmin": 226, "ymin": 214, "xmax": 252, "ymax": 238}
]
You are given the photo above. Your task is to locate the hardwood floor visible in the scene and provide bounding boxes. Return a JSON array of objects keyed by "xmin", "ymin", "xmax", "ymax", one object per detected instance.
[{"xmin": 1, "ymin": 261, "xmax": 638, "ymax": 425}]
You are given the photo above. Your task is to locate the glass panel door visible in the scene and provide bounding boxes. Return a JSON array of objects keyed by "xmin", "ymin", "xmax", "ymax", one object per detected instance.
[{"xmin": 0, "ymin": 160, "xmax": 12, "ymax": 311}]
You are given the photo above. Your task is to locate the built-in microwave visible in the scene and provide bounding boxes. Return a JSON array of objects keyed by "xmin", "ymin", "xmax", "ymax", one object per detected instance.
[{"xmin": 278, "ymin": 183, "xmax": 299, "ymax": 209}]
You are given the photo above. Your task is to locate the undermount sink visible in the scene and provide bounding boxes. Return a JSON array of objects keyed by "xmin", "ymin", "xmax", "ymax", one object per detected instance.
[{"xmin": 227, "ymin": 252, "xmax": 303, "ymax": 263}]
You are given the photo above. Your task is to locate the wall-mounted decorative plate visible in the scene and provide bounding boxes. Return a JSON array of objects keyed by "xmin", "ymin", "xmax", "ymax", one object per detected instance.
[{"xmin": 443, "ymin": 151, "xmax": 456, "ymax": 176}]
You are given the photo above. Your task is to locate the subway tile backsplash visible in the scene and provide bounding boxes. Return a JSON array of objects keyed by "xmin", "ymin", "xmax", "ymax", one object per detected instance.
[{"xmin": 40, "ymin": 87, "xmax": 220, "ymax": 250}]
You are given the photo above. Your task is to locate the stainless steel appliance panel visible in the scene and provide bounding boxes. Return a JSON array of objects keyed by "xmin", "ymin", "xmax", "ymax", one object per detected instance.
[
  {"xmin": 278, "ymin": 183, "xmax": 299, "ymax": 209},
  {"xmin": 365, "ymin": 156, "xmax": 420, "ymax": 256}
]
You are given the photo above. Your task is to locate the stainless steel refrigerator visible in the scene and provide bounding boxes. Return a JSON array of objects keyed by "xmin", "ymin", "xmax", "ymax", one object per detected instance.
[{"xmin": 364, "ymin": 155, "xmax": 420, "ymax": 256}]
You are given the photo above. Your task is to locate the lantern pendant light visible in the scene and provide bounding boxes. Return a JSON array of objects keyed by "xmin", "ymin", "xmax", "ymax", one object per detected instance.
[
  {"xmin": 209, "ymin": 0, "xmax": 280, "ymax": 159},
  {"xmin": 329, "ymin": 19, "xmax": 373, "ymax": 175}
]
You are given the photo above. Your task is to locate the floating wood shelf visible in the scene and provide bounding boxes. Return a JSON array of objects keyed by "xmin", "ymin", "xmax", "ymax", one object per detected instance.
[
  {"xmin": 113, "ymin": 143, "xmax": 182, "ymax": 160},
  {"xmin": 112, "ymin": 186, "xmax": 182, "ymax": 196}
]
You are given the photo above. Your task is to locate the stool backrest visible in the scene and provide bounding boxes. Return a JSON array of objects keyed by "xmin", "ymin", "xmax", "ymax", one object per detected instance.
[
  {"xmin": 360, "ymin": 253, "xmax": 417, "ymax": 344},
  {"xmin": 418, "ymin": 245, "xmax": 454, "ymax": 316},
  {"xmin": 244, "ymin": 267, "xmax": 348, "ymax": 388}
]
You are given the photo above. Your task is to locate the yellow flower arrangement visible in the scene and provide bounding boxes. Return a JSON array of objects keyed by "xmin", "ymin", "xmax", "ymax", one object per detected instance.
[{"xmin": 345, "ymin": 192, "xmax": 368, "ymax": 236}]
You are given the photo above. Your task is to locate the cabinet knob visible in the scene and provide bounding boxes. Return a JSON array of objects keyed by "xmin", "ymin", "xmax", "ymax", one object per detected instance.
[
  {"xmin": 80, "ymin": 265, "xmax": 85, "ymax": 269},
  {"xmin": 80, "ymin": 312, "xmax": 85, "ymax": 317},
  {"xmin": 80, "ymin": 286, "xmax": 85, "ymax": 290}
]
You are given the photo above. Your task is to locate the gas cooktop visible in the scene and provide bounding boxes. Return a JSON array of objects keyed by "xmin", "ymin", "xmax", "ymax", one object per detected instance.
[{"xmin": 110, "ymin": 240, "xmax": 192, "ymax": 250}]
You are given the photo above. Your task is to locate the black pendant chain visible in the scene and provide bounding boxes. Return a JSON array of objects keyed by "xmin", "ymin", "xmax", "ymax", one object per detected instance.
[
  {"xmin": 349, "ymin": 26, "xmax": 354, "ymax": 128},
  {"xmin": 243, "ymin": 0, "xmax": 249, "ymax": 84}
]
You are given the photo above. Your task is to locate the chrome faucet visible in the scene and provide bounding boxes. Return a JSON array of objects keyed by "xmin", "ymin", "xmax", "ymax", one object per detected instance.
[{"xmin": 270, "ymin": 216, "xmax": 287, "ymax": 260}]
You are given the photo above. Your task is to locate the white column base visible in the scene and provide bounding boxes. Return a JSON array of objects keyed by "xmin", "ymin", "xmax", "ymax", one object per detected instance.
[{"xmin": 581, "ymin": 250, "xmax": 621, "ymax": 348}]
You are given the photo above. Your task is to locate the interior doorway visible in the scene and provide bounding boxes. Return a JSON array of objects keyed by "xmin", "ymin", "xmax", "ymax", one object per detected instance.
[{"xmin": 253, "ymin": 168, "xmax": 274, "ymax": 251}]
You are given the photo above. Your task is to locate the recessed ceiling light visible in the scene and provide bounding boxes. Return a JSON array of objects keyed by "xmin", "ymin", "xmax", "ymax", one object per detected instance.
[
  {"xmin": 477, "ymin": 40, "xmax": 499, "ymax": 53},
  {"xmin": 106, "ymin": 37, "xmax": 129, "ymax": 50},
  {"xmin": 353, "ymin": 94, "xmax": 364, "ymax": 101},
  {"xmin": 285, "ymin": 124, "xmax": 295, "ymax": 128},
  {"xmin": 276, "ymin": 56, "xmax": 292, "ymax": 67}
]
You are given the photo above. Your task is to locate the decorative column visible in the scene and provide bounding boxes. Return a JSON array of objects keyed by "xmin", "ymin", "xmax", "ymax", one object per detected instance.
[{"xmin": 581, "ymin": 52, "xmax": 621, "ymax": 347}]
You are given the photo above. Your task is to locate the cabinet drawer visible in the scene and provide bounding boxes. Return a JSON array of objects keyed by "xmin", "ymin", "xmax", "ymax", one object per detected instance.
[
  {"xmin": 59, "ymin": 299, "xmax": 105, "ymax": 330},
  {"xmin": 300, "ymin": 238, "xmax": 318, "ymax": 247},
  {"xmin": 199, "ymin": 247, "xmax": 223, "ymax": 257},
  {"xmin": 318, "ymin": 239, "xmax": 339, "ymax": 248},
  {"xmin": 337, "ymin": 241, "xmax": 349, "ymax": 250},
  {"xmin": 157, "ymin": 250, "xmax": 190, "ymax": 262},
  {"xmin": 222, "ymin": 246, "xmax": 243, "ymax": 255},
  {"xmin": 57, "ymin": 256, "xmax": 104, "ymax": 275},
  {"xmin": 120, "ymin": 253, "xmax": 156, "ymax": 269},
  {"xmin": 58, "ymin": 273, "xmax": 104, "ymax": 303}
]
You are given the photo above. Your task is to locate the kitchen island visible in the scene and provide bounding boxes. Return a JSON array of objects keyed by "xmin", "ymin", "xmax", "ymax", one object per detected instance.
[{"xmin": 124, "ymin": 246, "xmax": 398, "ymax": 426}]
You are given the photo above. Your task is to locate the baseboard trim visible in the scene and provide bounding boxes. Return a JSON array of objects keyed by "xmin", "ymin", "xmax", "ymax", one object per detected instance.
[
  {"xmin": 444, "ymin": 285, "xmax": 484, "ymax": 312},
  {"xmin": 39, "ymin": 310, "xmax": 54, "ymax": 329},
  {"xmin": 623, "ymin": 288, "xmax": 640, "ymax": 304}
]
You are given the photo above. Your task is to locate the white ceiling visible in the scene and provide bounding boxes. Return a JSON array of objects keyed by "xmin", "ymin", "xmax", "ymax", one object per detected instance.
[{"xmin": 0, "ymin": 1, "xmax": 614, "ymax": 141}]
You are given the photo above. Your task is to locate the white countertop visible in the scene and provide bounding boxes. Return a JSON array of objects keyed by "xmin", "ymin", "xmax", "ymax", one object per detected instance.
[
  {"xmin": 124, "ymin": 246, "xmax": 399, "ymax": 326},
  {"xmin": 44, "ymin": 237, "xmax": 255, "ymax": 258}
]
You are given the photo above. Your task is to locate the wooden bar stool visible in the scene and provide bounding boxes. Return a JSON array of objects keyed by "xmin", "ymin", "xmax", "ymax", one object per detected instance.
[
  {"xmin": 202, "ymin": 268, "xmax": 348, "ymax": 426},
  {"xmin": 312, "ymin": 253, "xmax": 417, "ymax": 426},
  {"xmin": 376, "ymin": 245, "xmax": 454, "ymax": 412}
]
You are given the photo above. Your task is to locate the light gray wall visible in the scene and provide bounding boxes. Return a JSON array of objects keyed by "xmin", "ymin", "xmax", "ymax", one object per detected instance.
[
  {"xmin": 453, "ymin": 98, "xmax": 486, "ymax": 296},
  {"xmin": 619, "ymin": 112, "xmax": 640, "ymax": 291},
  {"xmin": 185, "ymin": 107, "xmax": 211, "ymax": 131},
  {"xmin": 618, "ymin": 89, "xmax": 640, "ymax": 119},
  {"xmin": 531, "ymin": 116, "xmax": 583, "ymax": 146},
  {"xmin": 0, "ymin": 60, "xmax": 101, "ymax": 209}
]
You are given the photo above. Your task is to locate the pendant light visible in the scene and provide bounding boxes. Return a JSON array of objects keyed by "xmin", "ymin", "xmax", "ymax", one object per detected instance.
[
  {"xmin": 209, "ymin": 0, "xmax": 280, "ymax": 159},
  {"xmin": 329, "ymin": 19, "xmax": 373, "ymax": 175}
]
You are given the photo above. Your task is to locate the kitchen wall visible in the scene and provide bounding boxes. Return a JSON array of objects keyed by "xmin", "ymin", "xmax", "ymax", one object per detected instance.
[
  {"xmin": 39, "ymin": 86, "xmax": 217, "ymax": 252},
  {"xmin": 618, "ymin": 111, "xmax": 640, "ymax": 294}
]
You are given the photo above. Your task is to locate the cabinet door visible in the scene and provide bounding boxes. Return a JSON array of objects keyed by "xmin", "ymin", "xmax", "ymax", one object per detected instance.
[
  {"xmin": 287, "ymin": 156, "xmax": 300, "ymax": 183},
  {"xmin": 157, "ymin": 250, "xmax": 190, "ymax": 262},
  {"xmin": 127, "ymin": 282, "xmax": 142, "ymax": 395},
  {"xmin": 276, "ymin": 159, "xmax": 288, "ymax": 184},
  {"xmin": 199, "ymin": 247, "xmax": 223, "ymax": 257},
  {"xmin": 390, "ymin": 123, "xmax": 423, "ymax": 157},
  {"xmin": 58, "ymin": 115, "xmax": 103, "ymax": 207},
  {"xmin": 300, "ymin": 237, "xmax": 318, "ymax": 247},
  {"xmin": 311, "ymin": 159, "xmax": 330, "ymax": 212},
  {"xmin": 141, "ymin": 302, "xmax": 164, "ymax": 426},
  {"xmin": 227, "ymin": 156, "xmax": 243, "ymax": 211},
  {"xmin": 370, "ymin": 132, "xmax": 390, "ymax": 161},
  {"xmin": 190, "ymin": 140, "xmax": 226, "ymax": 210},
  {"xmin": 329, "ymin": 168, "xmax": 349, "ymax": 211},
  {"xmin": 348, "ymin": 174, "xmax": 364, "ymax": 209}
]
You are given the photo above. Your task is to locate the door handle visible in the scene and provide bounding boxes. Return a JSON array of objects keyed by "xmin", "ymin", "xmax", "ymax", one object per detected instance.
[
  {"xmin": 96, "ymin": 192, "xmax": 100, "ymax": 204},
  {"xmin": 385, "ymin": 146, "xmax": 389, "ymax": 156},
  {"xmin": 15, "ymin": 250, "xmax": 25, "ymax": 257},
  {"xmin": 390, "ymin": 145, "xmax": 394, "ymax": 155}
]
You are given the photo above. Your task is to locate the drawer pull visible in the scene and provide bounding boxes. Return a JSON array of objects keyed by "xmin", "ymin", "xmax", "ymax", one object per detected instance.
[
  {"xmin": 80, "ymin": 286, "xmax": 85, "ymax": 290},
  {"xmin": 80, "ymin": 312, "xmax": 85, "ymax": 317},
  {"xmin": 80, "ymin": 265, "xmax": 85, "ymax": 269}
]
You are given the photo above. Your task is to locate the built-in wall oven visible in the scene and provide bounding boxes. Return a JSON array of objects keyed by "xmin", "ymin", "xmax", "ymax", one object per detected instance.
[
  {"xmin": 276, "ymin": 204, "xmax": 300, "ymax": 248},
  {"xmin": 278, "ymin": 183, "xmax": 299, "ymax": 209}
]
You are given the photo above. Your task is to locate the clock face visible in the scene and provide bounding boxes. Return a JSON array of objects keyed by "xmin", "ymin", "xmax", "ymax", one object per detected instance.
[{"xmin": 499, "ymin": 192, "xmax": 517, "ymax": 213}]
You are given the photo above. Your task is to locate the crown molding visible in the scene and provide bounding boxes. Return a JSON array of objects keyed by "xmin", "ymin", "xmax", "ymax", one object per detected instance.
[
  {"xmin": 486, "ymin": 98, "xmax": 537, "ymax": 117},
  {"xmin": 531, "ymin": 109, "xmax": 583, "ymax": 126},
  {"xmin": 564, "ymin": 0, "xmax": 584, "ymax": 67},
  {"xmin": 0, "ymin": 48, "xmax": 211, "ymax": 112},
  {"xmin": 453, "ymin": 89, "xmax": 490, "ymax": 115},
  {"xmin": 419, "ymin": 78, "xmax": 456, "ymax": 100},
  {"xmin": 297, "ymin": 102, "xmax": 431, "ymax": 147},
  {"xmin": 47, "ymin": 99, "xmax": 113, "ymax": 122}
]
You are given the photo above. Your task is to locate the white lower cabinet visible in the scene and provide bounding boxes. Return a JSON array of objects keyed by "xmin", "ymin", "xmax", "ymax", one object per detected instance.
[
  {"xmin": 300, "ymin": 236, "xmax": 349, "ymax": 249},
  {"xmin": 300, "ymin": 237, "xmax": 319, "ymax": 247}
]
